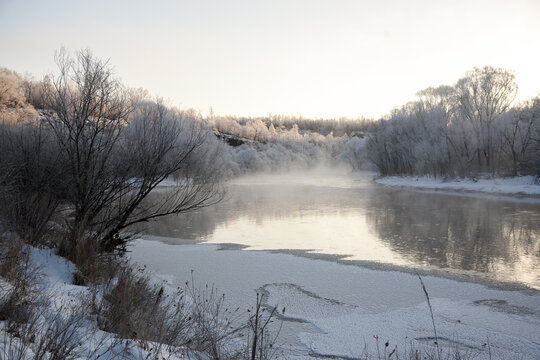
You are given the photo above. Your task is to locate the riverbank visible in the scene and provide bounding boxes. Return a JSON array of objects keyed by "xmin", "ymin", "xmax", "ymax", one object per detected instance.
[
  {"xmin": 0, "ymin": 245, "xmax": 197, "ymax": 359},
  {"xmin": 3, "ymin": 236, "xmax": 539, "ymax": 359},
  {"xmin": 374, "ymin": 175, "xmax": 540, "ymax": 196},
  {"xmin": 129, "ymin": 237, "xmax": 540, "ymax": 360}
]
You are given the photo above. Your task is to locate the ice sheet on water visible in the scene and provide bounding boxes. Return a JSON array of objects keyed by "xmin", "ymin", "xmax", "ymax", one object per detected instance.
[
  {"xmin": 262, "ymin": 283, "xmax": 540, "ymax": 359},
  {"xmin": 131, "ymin": 239, "xmax": 540, "ymax": 359},
  {"xmin": 262, "ymin": 283, "xmax": 357, "ymax": 322}
]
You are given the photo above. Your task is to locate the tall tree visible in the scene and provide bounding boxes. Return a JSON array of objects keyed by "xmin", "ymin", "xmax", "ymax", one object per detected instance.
[
  {"xmin": 454, "ymin": 66, "xmax": 517, "ymax": 172},
  {"xmin": 41, "ymin": 49, "xmax": 223, "ymax": 257}
]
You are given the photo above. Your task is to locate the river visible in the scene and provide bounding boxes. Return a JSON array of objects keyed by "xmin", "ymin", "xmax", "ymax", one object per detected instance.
[{"xmin": 139, "ymin": 170, "xmax": 540, "ymax": 290}]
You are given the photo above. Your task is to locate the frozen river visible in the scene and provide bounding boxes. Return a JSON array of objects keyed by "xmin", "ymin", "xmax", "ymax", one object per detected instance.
[{"xmin": 130, "ymin": 170, "xmax": 540, "ymax": 359}]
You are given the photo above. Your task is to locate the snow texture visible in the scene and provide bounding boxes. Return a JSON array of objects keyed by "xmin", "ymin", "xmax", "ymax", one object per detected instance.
[
  {"xmin": 130, "ymin": 238, "xmax": 540, "ymax": 360},
  {"xmin": 375, "ymin": 175, "xmax": 540, "ymax": 196},
  {"xmin": 0, "ymin": 246, "xmax": 206, "ymax": 359}
]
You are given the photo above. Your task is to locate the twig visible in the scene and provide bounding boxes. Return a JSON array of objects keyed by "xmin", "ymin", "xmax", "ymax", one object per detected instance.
[{"xmin": 417, "ymin": 274, "xmax": 441, "ymax": 360}]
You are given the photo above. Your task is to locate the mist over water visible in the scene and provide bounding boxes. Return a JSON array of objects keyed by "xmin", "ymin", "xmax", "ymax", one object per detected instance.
[{"xmin": 140, "ymin": 169, "xmax": 540, "ymax": 289}]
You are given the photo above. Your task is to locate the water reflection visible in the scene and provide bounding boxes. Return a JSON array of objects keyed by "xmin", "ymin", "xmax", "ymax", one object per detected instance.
[
  {"xmin": 138, "ymin": 173, "xmax": 540, "ymax": 289},
  {"xmin": 365, "ymin": 189, "xmax": 540, "ymax": 286}
]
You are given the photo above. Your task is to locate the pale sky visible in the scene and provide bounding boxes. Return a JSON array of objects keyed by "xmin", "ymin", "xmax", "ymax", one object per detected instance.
[{"xmin": 0, "ymin": 0, "xmax": 539, "ymax": 119}]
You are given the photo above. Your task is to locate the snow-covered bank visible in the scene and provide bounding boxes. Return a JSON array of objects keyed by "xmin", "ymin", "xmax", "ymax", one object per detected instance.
[
  {"xmin": 130, "ymin": 238, "xmax": 540, "ymax": 360},
  {"xmin": 0, "ymin": 246, "xmax": 206, "ymax": 360},
  {"xmin": 375, "ymin": 175, "xmax": 540, "ymax": 196}
]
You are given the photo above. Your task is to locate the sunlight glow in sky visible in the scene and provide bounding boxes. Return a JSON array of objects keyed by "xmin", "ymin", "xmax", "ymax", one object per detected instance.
[{"xmin": 1, "ymin": 0, "xmax": 539, "ymax": 119}]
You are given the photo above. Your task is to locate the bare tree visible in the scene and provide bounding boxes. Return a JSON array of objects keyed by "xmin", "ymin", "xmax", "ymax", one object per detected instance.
[
  {"xmin": 39, "ymin": 49, "xmax": 223, "ymax": 259},
  {"xmin": 96, "ymin": 101, "xmax": 224, "ymax": 252}
]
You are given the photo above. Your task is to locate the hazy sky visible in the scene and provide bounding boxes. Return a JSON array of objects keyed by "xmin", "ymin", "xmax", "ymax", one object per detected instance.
[{"xmin": 1, "ymin": 0, "xmax": 539, "ymax": 119}]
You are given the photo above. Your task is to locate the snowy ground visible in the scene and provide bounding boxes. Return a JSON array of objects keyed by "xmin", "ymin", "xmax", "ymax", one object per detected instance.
[
  {"xmin": 4, "ymin": 240, "xmax": 539, "ymax": 359},
  {"xmin": 374, "ymin": 175, "xmax": 540, "ymax": 196},
  {"xmin": 130, "ymin": 238, "xmax": 540, "ymax": 360},
  {"xmin": 0, "ymin": 246, "xmax": 206, "ymax": 360}
]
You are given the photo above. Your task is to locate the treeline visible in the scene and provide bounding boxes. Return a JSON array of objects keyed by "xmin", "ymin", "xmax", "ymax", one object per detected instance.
[
  {"xmin": 367, "ymin": 66, "xmax": 540, "ymax": 177},
  {"xmin": 211, "ymin": 118, "xmax": 368, "ymax": 173},
  {"xmin": 210, "ymin": 113, "xmax": 372, "ymax": 137},
  {"xmin": 207, "ymin": 115, "xmax": 369, "ymax": 173},
  {"xmin": 1, "ymin": 65, "xmax": 370, "ymax": 180}
]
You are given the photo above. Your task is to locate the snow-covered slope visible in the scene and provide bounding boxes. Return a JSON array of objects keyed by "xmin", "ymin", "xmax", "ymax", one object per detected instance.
[{"xmin": 0, "ymin": 246, "xmax": 207, "ymax": 360}]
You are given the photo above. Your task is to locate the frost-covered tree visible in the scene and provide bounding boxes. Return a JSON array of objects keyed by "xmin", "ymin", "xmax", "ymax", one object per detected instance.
[
  {"xmin": 0, "ymin": 68, "xmax": 26, "ymax": 109},
  {"xmin": 498, "ymin": 97, "xmax": 539, "ymax": 175},
  {"xmin": 454, "ymin": 66, "xmax": 518, "ymax": 172},
  {"xmin": 366, "ymin": 66, "xmax": 537, "ymax": 178}
]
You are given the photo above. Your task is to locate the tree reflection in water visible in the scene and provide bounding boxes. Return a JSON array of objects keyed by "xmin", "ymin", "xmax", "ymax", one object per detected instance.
[{"xmin": 364, "ymin": 189, "xmax": 539, "ymax": 284}]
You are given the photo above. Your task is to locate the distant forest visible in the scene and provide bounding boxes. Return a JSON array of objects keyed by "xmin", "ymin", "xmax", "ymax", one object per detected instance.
[{"xmin": 210, "ymin": 113, "xmax": 372, "ymax": 136}]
